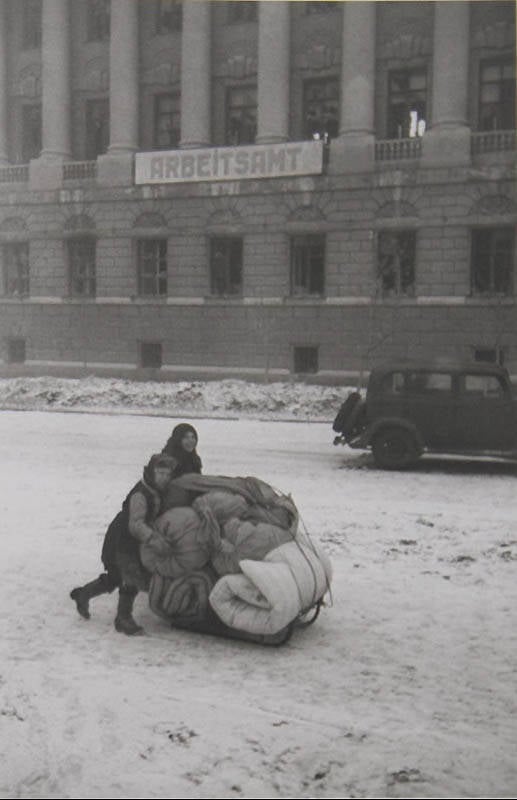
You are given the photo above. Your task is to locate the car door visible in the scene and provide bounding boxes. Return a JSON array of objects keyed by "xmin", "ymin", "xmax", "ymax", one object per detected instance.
[
  {"xmin": 455, "ymin": 372, "xmax": 515, "ymax": 449},
  {"xmin": 404, "ymin": 370, "xmax": 455, "ymax": 447}
]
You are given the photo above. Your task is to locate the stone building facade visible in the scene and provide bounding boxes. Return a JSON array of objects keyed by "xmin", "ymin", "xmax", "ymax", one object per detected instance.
[{"xmin": 0, "ymin": 0, "xmax": 515, "ymax": 382}]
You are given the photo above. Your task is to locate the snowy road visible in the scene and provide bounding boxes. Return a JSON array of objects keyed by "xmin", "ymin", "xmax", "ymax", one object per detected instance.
[{"xmin": 1, "ymin": 411, "xmax": 517, "ymax": 799}]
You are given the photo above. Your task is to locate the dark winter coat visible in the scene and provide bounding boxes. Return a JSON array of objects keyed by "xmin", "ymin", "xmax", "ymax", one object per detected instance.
[
  {"xmin": 161, "ymin": 423, "xmax": 202, "ymax": 476},
  {"xmin": 101, "ymin": 453, "xmax": 176, "ymax": 579}
]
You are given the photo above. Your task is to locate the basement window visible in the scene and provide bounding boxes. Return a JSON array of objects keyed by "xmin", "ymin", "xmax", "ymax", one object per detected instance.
[
  {"xmin": 293, "ymin": 346, "xmax": 319, "ymax": 374},
  {"xmin": 140, "ymin": 341, "xmax": 163, "ymax": 369},
  {"xmin": 7, "ymin": 338, "xmax": 26, "ymax": 364}
]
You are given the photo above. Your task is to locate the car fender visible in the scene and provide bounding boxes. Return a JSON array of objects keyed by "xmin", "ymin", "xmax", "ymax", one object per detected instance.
[{"xmin": 352, "ymin": 417, "xmax": 425, "ymax": 451}]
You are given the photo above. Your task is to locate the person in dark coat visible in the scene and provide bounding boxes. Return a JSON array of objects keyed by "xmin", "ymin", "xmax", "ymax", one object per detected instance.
[
  {"xmin": 70, "ymin": 453, "xmax": 176, "ymax": 636},
  {"xmin": 162, "ymin": 423, "xmax": 202, "ymax": 476}
]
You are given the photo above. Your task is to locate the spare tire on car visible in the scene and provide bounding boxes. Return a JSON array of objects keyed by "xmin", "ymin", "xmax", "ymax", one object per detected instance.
[{"xmin": 332, "ymin": 391, "xmax": 364, "ymax": 438}]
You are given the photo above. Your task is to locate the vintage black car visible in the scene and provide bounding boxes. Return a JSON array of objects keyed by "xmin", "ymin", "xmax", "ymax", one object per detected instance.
[{"xmin": 332, "ymin": 362, "xmax": 517, "ymax": 469}]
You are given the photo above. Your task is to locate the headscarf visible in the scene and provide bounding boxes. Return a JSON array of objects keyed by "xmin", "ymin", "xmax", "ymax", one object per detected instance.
[{"xmin": 161, "ymin": 423, "xmax": 202, "ymax": 476}]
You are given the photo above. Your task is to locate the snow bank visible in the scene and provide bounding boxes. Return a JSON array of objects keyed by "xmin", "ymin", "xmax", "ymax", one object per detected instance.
[{"xmin": 0, "ymin": 376, "xmax": 355, "ymax": 421}]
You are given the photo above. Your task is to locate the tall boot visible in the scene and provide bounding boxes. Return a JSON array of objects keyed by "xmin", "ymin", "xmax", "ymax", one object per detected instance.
[
  {"xmin": 114, "ymin": 587, "xmax": 144, "ymax": 636},
  {"xmin": 70, "ymin": 574, "xmax": 112, "ymax": 620}
]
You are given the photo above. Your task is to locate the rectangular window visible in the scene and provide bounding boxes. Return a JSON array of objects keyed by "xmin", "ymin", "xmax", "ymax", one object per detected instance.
[
  {"xmin": 463, "ymin": 373, "xmax": 504, "ymax": 398},
  {"xmin": 227, "ymin": 2, "xmax": 258, "ymax": 23},
  {"xmin": 7, "ymin": 338, "xmax": 26, "ymax": 364},
  {"xmin": 87, "ymin": 0, "xmax": 110, "ymax": 42},
  {"xmin": 406, "ymin": 371, "xmax": 452, "ymax": 394},
  {"xmin": 474, "ymin": 347, "xmax": 504, "ymax": 366},
  {"xmin": 22, "ymin": 0, "xmax": 42, "ymax": 49},
  {"xmin": 479, "ymin": 58, "xmax": 516, "ymax": 131},
  {"xmin": 381, "ymin": 371, "xmax": 406, "ymax": 395},
  {"xmin": 290, "ymin": 235, "xmax": 325, "ymax": 297},
  {"xmin": 377, "ymin": 230, "xmax": 416, "ymax": 297},
  {"xmin": 226, "ymin": 86, "xmax": 257, "ymax": 146},
  {"xmin": 85, "ymin": 98, "xmax": 109, "ymax": 160},
  {"xmin": 387, "ymin": 69, "xmax": 427, "ymax": 139},
  {"xmin": 140, "ymin": 341, "xmax": 163, "ymax": 369},
  {"xmin": 304, "ymin": 78, "xmax": 339, "ymax": 142},
  {"xmin": 3, "ymin": 243, "xmax": 29, "ymax": 297},
  {"xmin": 210, "ymin": 238, "xmax": 243, "ymax": 296},
  {"xmin": 21, "ymin": 104, "xmax": 41, "ymax": 163},
  {"xmin": 471, "ymin": 228, "xmax": 514, "ymax": 296},
  {"xmin": 154, "ymin": 93, "xmax": 181, "ymax": 149},
  {"xmin": 304, "ymin": 2, "xmax": 338, "ymax": 13},
  {"xmin": 156, "ymin": 0, "xmax": 183, "ymax": 33},
  {"xmin": 293, "ymin": 345, "xmax": 319, "ymax": 374},
  {"xmin": 137, "ymin": 239, "xmax": 168, "ymax": 297},
  {"xmin": 68, "ymin": 239, "xmax": 96, "ymax": 297}
]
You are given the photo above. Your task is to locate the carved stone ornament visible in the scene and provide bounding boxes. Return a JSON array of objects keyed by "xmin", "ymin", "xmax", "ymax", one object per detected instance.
[
  {"xmin": 64, "ymin": 214, "xmax": 96, "ymax": 233},
  {"xmin": 472, "ymin": 195, "xmax": 516, "ymax": 216},
  {"xmin": 134, "ymin": 211, "xmax": 168, "ymax": 229},
  {"xmin": 376, "ymin": 199, "xmax": 418, "ymax": 219},
  {"xmin": 288, "ymin": 205, "xmax": 325, "ymax": 223}
]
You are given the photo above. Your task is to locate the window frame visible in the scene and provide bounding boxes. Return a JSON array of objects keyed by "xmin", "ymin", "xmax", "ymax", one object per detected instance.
[
  {"xmin": 2, "ymin": 242, "xmax": 30, "ymax": 298},
  {"xmin": 155, "ymin": 0, "xmax": 183, "ymax": 34},
  {"xmin": 136, "ymin": 238, "xmax": 168, "ymax": 297},
  {"xmin": 387, "ymin": 67, "xmax": 428, "ymax": 139},
  {"xmin": 21, "ymin": 103, "xmax": 42, "ymax": 163},
  {"xmin": 470, "ymin": 227, "xmax": 515, "ymax": 297},
  {"xmin": 140, "ymin": 341, "xmax": 163, "ymax": 369},
  {"xmin": 68, "ymin": 238, "xmax": 97, "ymax": 298},
  {"xmin": 376, "ymin": 229, "xmax": 417, "ymax": 298},
  {"xmin": 225, "ymin": 85, "xmax": 257, "ymax": 146},
  {"xmin": 227, "ymin": 2, "xmax": 258, "ymax": 24},
  {"xmin": 290, "ymin": 234, "xmax": 326, "ymax": 297},
  {"xmin": 86, "ymin": 0, "xmax": 111, "ymax": 43},
  {"xmin": 478, "ymin": 56, "xmax": 516, "ymax": 132},
  {"xmin": 303, "ymin": 77, "xmax": 339, "ymax": 143},
  {"xmin": 85, "ymin": 97, "xmax": 110, "ymax": 160},
  {"xmin": 21, "ymin": 0, "xmax": 42, "ymax": 50},
  {"xmin": 293, "ymin": 345, "xmax": 319, "ymax": 375},
  {"xmin": 209, "ymin": 237, "xmax": 243, "ymax": 297},
  {"xmin": 7, "ymin": 338, "xmax": 26, "ymax": 364},
  {"xmin": 304, "ymin": 1, "xmax": 339, "ymax": 14},
  {"xmin": 153, "ymin": 92, "xmax": 181, "ymax": 150}
]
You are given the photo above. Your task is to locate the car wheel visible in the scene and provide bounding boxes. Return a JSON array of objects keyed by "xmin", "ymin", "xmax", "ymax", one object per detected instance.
[
  {"xmin": 371, "ymin": 427, "xmax": 419, "ymax": 470},
  {"xmin": 332, "ymin": 391, "xmax": 362, "ymax": 434}
]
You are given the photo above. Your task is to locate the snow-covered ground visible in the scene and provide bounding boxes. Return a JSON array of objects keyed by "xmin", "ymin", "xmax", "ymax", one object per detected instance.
[{"xmin": 1, "ymin": 384, "xmax": 517, "ymax": 799}]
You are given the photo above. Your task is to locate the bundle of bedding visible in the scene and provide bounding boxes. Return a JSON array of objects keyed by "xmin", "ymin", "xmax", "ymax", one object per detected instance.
[{"xmin": 142, "ymin": 474, "xmax": 332, "ymax": 639}]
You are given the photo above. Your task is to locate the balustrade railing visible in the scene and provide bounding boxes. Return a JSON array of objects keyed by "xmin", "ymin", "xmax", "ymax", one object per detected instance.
[
  {"xmin": 375, "ymin": 137, "xmax": 422, "ymax": 161},
  {"xmin": 471, "ymin": 130, "xmax": 516, "ymax": 155},
  {"xmin": 0, "ymin": 164, "xmax": 29, "ymax": 183},
  {"xmin": 63, "ymin": 161, "xmax": 97, "ymax": 180}
]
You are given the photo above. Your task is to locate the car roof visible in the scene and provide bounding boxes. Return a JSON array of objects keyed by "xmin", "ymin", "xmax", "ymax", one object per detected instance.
[{"xmin": 369, "ymin": 361, "xmax": 509, "ymax": 378}]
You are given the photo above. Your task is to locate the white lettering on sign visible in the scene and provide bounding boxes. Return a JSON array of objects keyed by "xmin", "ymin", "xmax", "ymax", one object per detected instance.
[{"xmin": 135, "ymin": 141, "xmax": 323, "ymax": 185}]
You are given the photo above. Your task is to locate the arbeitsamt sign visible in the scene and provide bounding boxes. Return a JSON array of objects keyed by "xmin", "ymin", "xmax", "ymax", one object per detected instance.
[{"xmin": 135, "ymin": 140, "xmax": 323, "ymax": 185}]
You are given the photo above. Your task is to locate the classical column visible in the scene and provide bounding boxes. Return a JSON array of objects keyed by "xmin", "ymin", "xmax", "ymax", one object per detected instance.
[
  {"xmin": 180, "ymin": 1, "xmax": 211, "ymax": 148},
  {"xmin": 422, "ymin": 1, "xmax": 471, "ymax": 166},
  {"xmin": 0, "ymin": 1, "xmax": 8, "ymax": 165},
  {"xmin": 30, "ymin": 0, "xmax": 71, "ymax": 188},
  {"xmin": 98, "ymin": 0, "xmax": 139, "ymax": 185},
  {"xmin": 40, "ymin": 0, "xmax": 71, "ymax": 161},
  {"xmin": 108, "ymin": 0, "xmax": 139, "ymax": 154},
  {"xmin": 329, "ymin": 1, "xmax": 376, "ymax": 173},
  {"xmin": 256, "ymin": 1, "xmax": 290, "ymax": 144}
]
